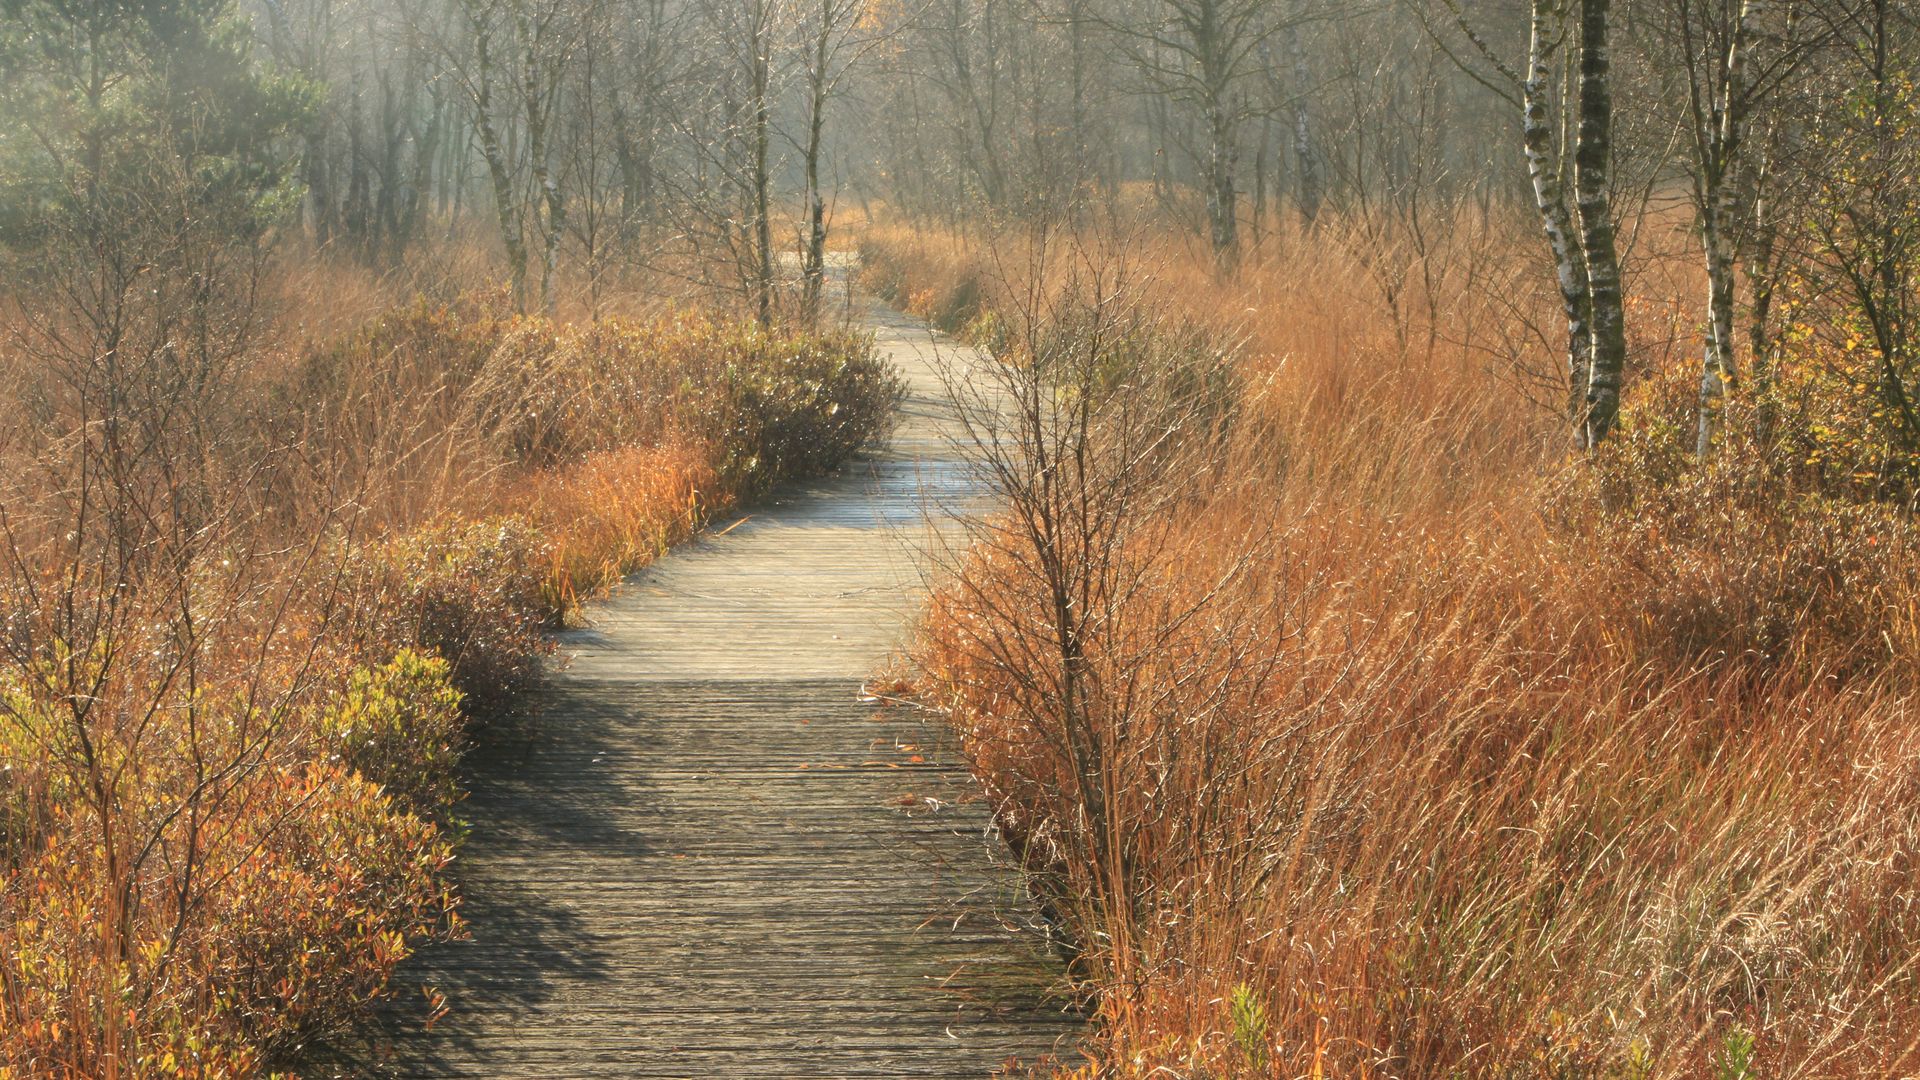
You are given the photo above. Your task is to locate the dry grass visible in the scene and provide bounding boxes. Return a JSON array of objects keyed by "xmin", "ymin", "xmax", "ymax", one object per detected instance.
[
  {"xmin": 512, "ymin": 442, "xmax": 715, "ymax": 618},
  {"xmin": 0, "ymin": 265, "xmax": 899, "ymax": 1076},
  {"xmin": 866, "ymin": 215, "xmax": 1920, "ymax": 1078}
]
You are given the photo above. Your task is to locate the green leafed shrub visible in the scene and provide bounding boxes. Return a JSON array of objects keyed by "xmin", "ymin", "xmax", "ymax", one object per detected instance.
[
  {"xmin": 715, "ymin": 330, "xmax": 904, "ymax": 499},
  {"xmin": 318, "ymin": 650, "xmax": 466, "ymax": 814}
]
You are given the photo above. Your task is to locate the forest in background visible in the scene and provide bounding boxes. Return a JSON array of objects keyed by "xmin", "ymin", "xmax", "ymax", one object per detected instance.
[{"xmin": 3, "ymin": 0, "xmax": 1920, "ymax": 1074}]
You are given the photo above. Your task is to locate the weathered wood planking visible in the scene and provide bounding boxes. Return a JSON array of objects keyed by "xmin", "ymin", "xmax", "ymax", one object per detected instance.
[{"xmin": 317, "ymin": 299, "xmax": 1076, "ymax": 1077}]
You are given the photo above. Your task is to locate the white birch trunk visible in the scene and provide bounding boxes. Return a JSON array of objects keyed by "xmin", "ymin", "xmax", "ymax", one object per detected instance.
[
  {"xmin": 1575, "ymin": 0, "xmax": 1628, "ymax": 446},
  {"xmin": 519, "ymin": 7, "xmax": 563, "ymax": 316},
  {"xmin": 1283, "ymin": 18, "xmax": 1319, "ymax": 224},
  {"xmin": 1524, "ymin": 0, "xmax": 1594, "ymax": 448},
  {"xmin": 471, "ymin": 14, "xmax": 529, "ymax": 311}
]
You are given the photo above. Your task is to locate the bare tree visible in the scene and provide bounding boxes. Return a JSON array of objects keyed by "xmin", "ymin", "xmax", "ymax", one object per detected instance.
[
  {"xmin": 793, "ymin": 0, "xmax": 881, "ymax": 316},
  {"xmin": 1638, "ymin": 0, "xmax": 1824, "ymax": 452},
  {"xmin": 1574, "ymin": 0, "xmax": 1628, "ymax": 445},
  {"xmin": 452, "ymin": 0, "xmax": 576, "ymax": 311},
  {"xmin": 1429, "ymin": 0, "xmax": 1626, "ymax": 445},
  {"xmin": 1103, "ymin": 0, "xmax": 1290, "ymax": 266}
]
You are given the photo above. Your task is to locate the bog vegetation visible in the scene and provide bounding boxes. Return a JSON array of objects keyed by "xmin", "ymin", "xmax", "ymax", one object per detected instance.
[
  {"xmin": 0, "ymin": 0, "xmax": 901, "ymax": 1068},
  {"xmin": 0, "ymin": 293, "xmax": 898, "ymax": 1073},
  {"xmin": 871, "ymin": 216, "xmax": 1920, "ymax": 1077},
  {"xmin": 853, "ymin": 1, "xmax": 1920, "ymax": 1073},
  {"xmin": 2, "ymin": 0, "xmax": 1919, "ymax": 1072}
]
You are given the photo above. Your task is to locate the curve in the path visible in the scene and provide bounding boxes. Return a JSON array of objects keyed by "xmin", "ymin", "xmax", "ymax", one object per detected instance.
[{"xmin": 340, "ymin": 299, "xmax": 1075, "ymax": 1078}]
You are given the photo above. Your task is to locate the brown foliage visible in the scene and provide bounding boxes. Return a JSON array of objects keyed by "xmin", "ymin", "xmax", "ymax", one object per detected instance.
[
  {"xmin": 876, "ymin": 217, "xmax": 1920, "ymax": 1078},
  {"xmin": 0, "ymin": 283, "xmax": 898, "ymax": 1076}
]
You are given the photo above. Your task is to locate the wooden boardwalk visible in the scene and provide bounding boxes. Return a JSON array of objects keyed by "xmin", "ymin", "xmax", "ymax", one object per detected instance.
[{"xmin": 328, "ymin": 300, "xmax": 1075, "ymax": 1077}]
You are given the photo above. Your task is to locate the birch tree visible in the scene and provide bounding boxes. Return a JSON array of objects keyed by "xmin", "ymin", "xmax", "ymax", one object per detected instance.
[
  {"xmin": 1523, "ymin": 2, "xmax": 1595, "ymax": 444},
  {"xmin": 1634, "ymin": 0, "xmax": 1832, "ymax": 452},
  {"xmin": 449, "ymin": 0, "xmax": 575, "ymax": 312},
  {"xmin": 737, "ymin": 0, "xmax": 779, "ymax": 328},
  {"xmin": 1574, "ymin": 0, "xmax": 1628, "ymax": 445},
  {"xmin": 1281, "ymin": 15, "xmax": 1321, "ymax": 222},
  {"xmin": 1684, "ymin": 0, "xmax": 1765, "ymax": 453},
  {"xmin": 1431, "ymin": 0, "xmax": 1616, "ymax": 446}
]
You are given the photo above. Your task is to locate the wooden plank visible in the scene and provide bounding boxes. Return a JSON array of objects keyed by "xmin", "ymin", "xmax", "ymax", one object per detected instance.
[{"xmin": 309, "ymin": 300, "xmax": 1078, "ymax": 1078}]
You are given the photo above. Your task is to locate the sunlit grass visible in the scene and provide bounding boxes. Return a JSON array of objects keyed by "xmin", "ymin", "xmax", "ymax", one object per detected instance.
[
  {"xmin": 0, "ymin": 281, "xmax": 899, "ymax": 1075},
  {"xmin": 866, "ymin": 214, "xmax": 1920, "ymax": 1078}
]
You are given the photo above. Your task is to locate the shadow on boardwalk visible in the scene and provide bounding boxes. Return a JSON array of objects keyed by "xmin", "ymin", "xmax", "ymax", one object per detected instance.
[{"xmin": 307, "ymin": 300, "xmax": 1077, "ymax": 1078}]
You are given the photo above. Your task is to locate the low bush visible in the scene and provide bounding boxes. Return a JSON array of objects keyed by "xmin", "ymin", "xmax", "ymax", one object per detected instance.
[
  {"xmin": 0, "ymin": 648, "xmax": 459, "ymax": 1078},
  {"xmin": 354, "ymin": 516, "xmax": 554, "ymax": 723},
  {"xmin": 0, "ymin": 290, "xmax": 902, "ymax": 1075},
  {"xmin": 713, "ymin": 328, "xmax": 904, "ymax": 497},
  {"xmin": 317, "ymin": 651, "xmax": 468, "ymax": 815}
]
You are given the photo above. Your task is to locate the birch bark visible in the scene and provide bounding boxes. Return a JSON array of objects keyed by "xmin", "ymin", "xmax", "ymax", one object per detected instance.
[
  {"xmin": 1524, "ymin": 0, "xmax": 1594, "ymax": 446},
  {"xmin": 1693, "ymin": 0, "xmax": 1764, "ymax": 454},
  {"xmin": 470, "ymin": 10, "xmax": 530, "ymax": 311},
  {"xmin": 1575, "ymin": 0, "xmax": 1628, "ymax": 446}
]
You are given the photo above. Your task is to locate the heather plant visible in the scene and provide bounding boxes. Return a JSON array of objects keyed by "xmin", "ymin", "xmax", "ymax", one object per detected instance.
[
  {"xmin": 317, "ymin": 651, "xmax": 468, "ymax": 815},
  {"xmin": 355, "ymin": 517, "xmax": 555, "ymax": 723},
  {"xmin": 712, "ymin": 328, "xmax": 905, "ymax": 498}
]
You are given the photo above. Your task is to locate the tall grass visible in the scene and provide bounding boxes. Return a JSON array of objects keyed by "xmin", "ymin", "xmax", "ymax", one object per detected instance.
[
  {"xmin": 868, "ymin": 216, "xmax": 1920, "ymax": 1077},
  {"xmin": 0, "ymin": 282, "xmax": 899, "ymax": 1076}
]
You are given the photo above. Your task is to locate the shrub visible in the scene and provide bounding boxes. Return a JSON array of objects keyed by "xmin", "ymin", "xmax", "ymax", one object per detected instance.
[
  {"xmin": 317, "ymin": 651, "xmax": 467, "ymax": 814},
  {"xmin": 0, "ymin": 284, "xmax": 905, "ymax": 1075},
  {"xmin": 354, "ymin": 516, "xmax": 553, "ymax": 724},
  {"xmin": 713, "ymin": 328, "xmax": 904, "ymax": 498},
  {"xmin": 0, "ymin": 671, "xmax": 458, "ymax": 1078}
]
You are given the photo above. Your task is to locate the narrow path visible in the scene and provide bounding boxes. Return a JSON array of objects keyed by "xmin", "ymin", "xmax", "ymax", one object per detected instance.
[{"xmin": 349, "ymin": 299, "xmax": 1073, "ymax": 1076}]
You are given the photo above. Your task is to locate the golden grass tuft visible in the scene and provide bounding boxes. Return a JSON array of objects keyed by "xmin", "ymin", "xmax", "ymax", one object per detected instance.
[
  {"xmin": 512, "ymin": 440, "xmax": 716, "ymax": 619},
  {"xmin": 867, "ymin": 212, "xmax": 1920, "ymax": 1078}
]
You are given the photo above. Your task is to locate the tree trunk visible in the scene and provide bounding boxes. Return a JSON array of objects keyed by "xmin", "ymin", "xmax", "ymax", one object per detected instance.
[
  {"xmin": 472, "ymin": 20, "xmax": 529, "ymax": 311},
  {"xmin": 1694, "ymin": 0, "xmax": 1763, "ymax": 455},
  {"xmin": 802, "ymin": 6, "xmax": 831, "ymax": 319},
  {"xmin": 1697, "ymin": 186, "xmax": 1738, "ymax": 454},
  {"xmin": 751, "ymin": 0, "xmax": 775, "ymax": 329},
  {"xmin": 1575, "ymin": 0, "xmax": 1628, "ymax": 446},
  {"xmin": 1525, "ymin": 0, "xmax": 1593, "ymax": 447},
  {"xmin": 400, "ymin": 81, "xmax": 444, "ymax": 256},
  {"xmin": 345, "ymin": 87, "xmax": 372, "ymax": 254},
  {"xmin": 1251, "ymin": 116, "xmax": 1269, "ymax": 248},
  {"xmin": 1746, "ymin": 135, "xmax": 1784, "ymax": 442},
  {"xmin": 519, "ymin": 7, "xmax": 563, "ymax": 316},
  {"xmin": 1284, "ymin": 17, "xmax": 1319, "ymax": 225},
  {"xmin": 374, "ymin": 69, "xmax": 407, "ymax": 265},
  {"xmin": 304, "ymin": 122, "xmax": 336, "ymax": 245},
  {"xmin": 1205, "ymin": 93, "xmax": 1238, "ymax": 269}
]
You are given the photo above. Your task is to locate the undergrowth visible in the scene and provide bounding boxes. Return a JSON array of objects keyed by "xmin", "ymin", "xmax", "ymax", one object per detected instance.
[
  {"xmin": 0, "ymin": 292, "xmax": 899, "ymax": 1077},
  {"xmin": 869, "ymin": 218, "xmax": 1920, "ymax": 1078}
]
